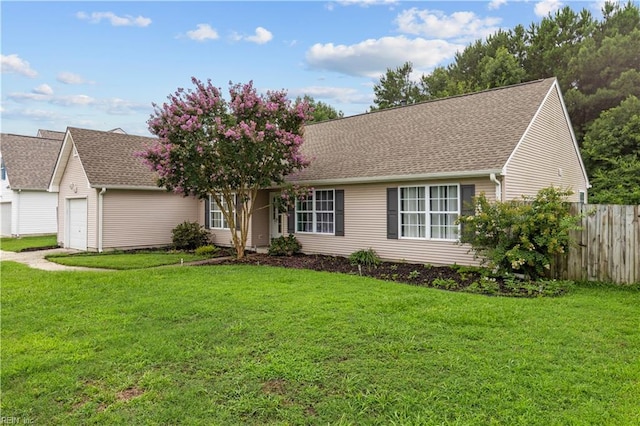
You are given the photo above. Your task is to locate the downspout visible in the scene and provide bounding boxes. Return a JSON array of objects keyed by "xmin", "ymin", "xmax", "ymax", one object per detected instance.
[
  {"xmin": 490, "ymin": 173, "xmax": 502, "ymax": 202},
  {"xmin": 98, "ymin": 188, "xmax": 106, "ymax": 252}
]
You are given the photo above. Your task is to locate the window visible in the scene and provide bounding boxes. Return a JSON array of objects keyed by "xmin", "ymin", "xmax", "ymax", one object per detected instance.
[
  {"xmin": 209, "ymin": 194, "xmax": 235, "ymax": 229},
  {"xmin": 0, "ymin": 159, "xmax": 5, "ymax": 181},
  {"xmin": 296, "ymin": 190, "xmax": 334, "ymax": 234},
  {"xmin": 429, "ymin": 185, "xmax": 459, "ymax": 240},
  {"xmin": 400, "ymin": 187, "xmax": 426, "ymax": 238},
  {"xmin": 399, "ymin": 184, "xmax": 459, "ymax": 240}
]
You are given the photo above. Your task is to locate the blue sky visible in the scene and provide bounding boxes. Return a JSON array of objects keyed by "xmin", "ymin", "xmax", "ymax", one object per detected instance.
[{"xmin": 2, "ymin": 0, "xmax": 608, "ymax": 136}]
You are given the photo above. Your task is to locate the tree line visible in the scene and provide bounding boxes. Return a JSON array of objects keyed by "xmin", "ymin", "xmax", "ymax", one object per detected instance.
[{"xmin": 370, "ymin": 1, "xmax": 639, "ymax": 204}]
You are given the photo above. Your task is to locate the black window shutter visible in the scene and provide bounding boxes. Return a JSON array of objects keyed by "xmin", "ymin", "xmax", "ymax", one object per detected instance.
[
  {"xmin": 235, "ymin": 195, "xmax": 242, "ymax": 231},
  {"xmin": 460, "ymin": 184, "xmax": 476, "ymax": 242},
  {"xmin": 460, "ymin": 185, "xmax": 476, "ymax": 216},
  {"xmin": 287, "ymin": 206, "xmax": 295, "ymax": 234},
  {"xmin": 387, "ymin": 187, "xmax": 398, "ymax": 239},
  {"xmin": 204, "ymin": 196, "xmax": 211, "ymax": 229},
  {"xmin": 334, "ymin": 189, "xmax": 344, "ymax": 236}
]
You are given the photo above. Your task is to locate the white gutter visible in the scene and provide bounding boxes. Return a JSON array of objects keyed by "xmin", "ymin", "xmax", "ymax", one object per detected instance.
[
  {"xmin": 98, "ymin": 188, "xmax": 106, "ymax": 252},
  {"xmin": 292, "ymin": 169, "xmax": 503, "ymax": 186},
  {"xmin": 490, "ymin": 173, "xmax": 502, "ymax": 201},
  {"xmin": 90, "ymin": 184, "xmax": 165, "ymax": 191}
]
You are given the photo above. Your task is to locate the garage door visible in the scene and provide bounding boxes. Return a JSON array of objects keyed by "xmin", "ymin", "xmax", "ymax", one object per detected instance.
[
  {"xmin": 1, "ymin": 202, "xmax": 11, "ymax": 236},
  {"xmin": 68, "ymin": 198, "xmax": 87, "ymax": 250}
]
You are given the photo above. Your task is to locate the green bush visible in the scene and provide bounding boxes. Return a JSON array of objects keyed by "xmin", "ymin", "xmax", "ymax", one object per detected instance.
[
  {"xmin": 171, "ymin": 221, "xmax": 211, "ymax": 250},
  {"xmin": 194, "ymin": 245, "xmax": 219, "ymax": 257},
  {"xmin": 268, "ymin": 235, "xmax": 302, "ymax": 256},
  {"xmin": 457, "ymin": 186, "xmax": 582, "ymax": 280},
  {"xmin": 349, "ymin": 248, "xmax": 381, "ymax": 267}
]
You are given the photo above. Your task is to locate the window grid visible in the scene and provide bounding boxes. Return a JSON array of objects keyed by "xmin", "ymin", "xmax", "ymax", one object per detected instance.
[
  {"xmin": 399, "ymin": 184, "xmax": 459, "ymax": 240},
  {"xmin": 296, "ymin": 190, "xmax": 335, "ymax": 234},
  {"xmin": 400, "ymin": 187, "xmax": 426, "ymax": 238},
  {"xmin": 430, "ymin": 185, "xmax": 459, "ymax": 240},
  {"xmin": 210, "ymin": 194, "xmax": 234, "ymax": 229}
]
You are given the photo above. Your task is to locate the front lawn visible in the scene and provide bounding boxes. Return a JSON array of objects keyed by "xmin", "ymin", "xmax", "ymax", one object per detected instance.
[
  {"xmin": 0, "ymin": 234, "xmax": 58, "ymax": 252},
  {"xmin": 2, "ymin": 262, "xmax": 639, "ymax": 425},
  {"xmin": 46, "ymin": 250, "xmax": 217, "ymax": 270}
]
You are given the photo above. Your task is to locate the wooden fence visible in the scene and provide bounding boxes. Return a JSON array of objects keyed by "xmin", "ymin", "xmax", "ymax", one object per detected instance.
[{"xmin": 553, "ymin": 203, "xmax": 640, "ymax": 284}]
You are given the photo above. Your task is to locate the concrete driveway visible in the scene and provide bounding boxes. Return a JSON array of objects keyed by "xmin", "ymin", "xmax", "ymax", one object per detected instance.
[{"xmin": 0, "ymin": 248, "xmax": 106, "ymax": 271}]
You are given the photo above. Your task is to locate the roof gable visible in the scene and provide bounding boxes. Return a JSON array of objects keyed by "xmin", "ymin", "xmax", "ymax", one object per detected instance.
[
  {"xmin": 294, "ymin": 78, "xmax": 557, "ymax": 183},
  {"xmin": 62, "ymin": 127, "xmax": 159, "ymax": 188},
  {"xmin": 0, "ymin": 134, "xmax": 63, "ymax": 190}
]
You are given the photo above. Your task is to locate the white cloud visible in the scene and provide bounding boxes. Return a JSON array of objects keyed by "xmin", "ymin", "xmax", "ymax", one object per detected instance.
[
  {"xmin": 288, "ymin": 86, "xmax": 372, "ymax": 104},
  {"xmin": 306, "ymin": 36, "xmax": 463, "ymax": 78},
  {"xmin": 76, "ymin": 11, "xmax": 151, "ymax": 27},
  {"xmin": 186, "ymin": 24, "xmax": 219, "ymax": 41},
  {"xmin": 51, "ymin": 95, "xmax": 96, "ymax": 107},
  {"xmin": 101, "ymin": 98, "xmax": 150, "ymax": 115},
  {"xmin": 488, "ymin": 0, "xmax": 508, "ymax": 10},
  {"xmin": 534, "ymin": 0, "xmax": 563, "ymax": 17},
  {"xmin": 1, "ymin": 54, "xmax": 38, "ymax": 78},
  {"xmin": 8, "ymin": 92, "xmax": 51, "ymax": 102},
  {"xmin": 1, "ymin": 108, "xmax": 63, "ymax": 122},
  {"xmin": 57, "ymin": 72, "xmax": 92, "ymax": 85},
  {"xmin": 33, "ymin": 84, "xmax": 54, "ymax": 95},
  {"xmin": 395, "ymin": 8, "xmax": 501, "ymax": 41},
  {"xmin": 245, "ymin": 27, "xmax": 273, "ymax": 44}
]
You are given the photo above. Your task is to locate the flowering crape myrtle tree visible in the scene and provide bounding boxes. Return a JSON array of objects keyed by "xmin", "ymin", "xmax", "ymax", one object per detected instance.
[{"xmin": 139, "ymin": 77, "xmax": 312, "ymax": 259}]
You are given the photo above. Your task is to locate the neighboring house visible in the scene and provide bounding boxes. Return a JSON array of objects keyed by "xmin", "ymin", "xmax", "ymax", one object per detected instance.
[
  {"xmin": 205, "ymin": 77, "xmax": 589, "ymax": 266},
  {"xmin": 36, "ymin": 129, "xmax": 66, "ymax": 140},
  {"xmin": 0, "ymin": 133, "xmax": 64, "ymax": 237},
  {"xmin": 48, "ymin": 127, "xmax": 201, "ymax": 251}
]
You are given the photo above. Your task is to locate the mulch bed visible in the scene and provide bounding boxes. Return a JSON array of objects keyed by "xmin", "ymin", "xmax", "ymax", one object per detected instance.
[{"xmin": 200, "ymin": 253, "xmax": 565, "ymax": 297}]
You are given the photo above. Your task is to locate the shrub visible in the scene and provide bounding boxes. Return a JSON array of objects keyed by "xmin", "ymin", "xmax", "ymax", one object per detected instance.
[
  {"xmin": 268, "ymin": 235, "xmax": 302, "ymax": 256},
  {"xmin": 457, "ymin": 186, "xmax": 582, "ymax": 280},
  {"xmin": 432, "ymin": 277, "xmax": 457, "ymax": 290},
  {"xmin": 349, "ymin": 248, "xmax": 381, "ymax": 267},
  {"xmin": 171, "ymin": 221, "xmax": 211, "ymax": 250},
  {"xmin": 194, "ymin": 245, "xmax": 219, "ymax": 257}
]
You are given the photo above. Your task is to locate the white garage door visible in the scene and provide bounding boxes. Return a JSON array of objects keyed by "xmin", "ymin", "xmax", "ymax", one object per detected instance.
[
  {"xmin": 68, "ymin": 198, "xmax": 87, "ymax": 250},
  {"xmin": 0, "ymin": 202, "xmax": 11, "ymax": 236}
]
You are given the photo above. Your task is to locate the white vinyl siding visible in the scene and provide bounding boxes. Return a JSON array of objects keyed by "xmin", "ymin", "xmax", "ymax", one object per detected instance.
[
  {"xmin": 504, "ymin": 84, "xmax": 588, "ymax": 201},
  {"xmin": 399, "ymin": 184, "xmax": 459, "ymax": 241},
  {"xmin": 296, "ymin": 189, "xmax": 334, "ymax": 234},
  {"xmin": 57, "ymin": 146, "xmax": 97, "ymax": 249},
  {"xmin": 103, "ymin": 190, "xmax": 200, "ymax": 250},
  {"xmin": 11, "ymin": 191, "xmax": 58, "ymax": 236}
]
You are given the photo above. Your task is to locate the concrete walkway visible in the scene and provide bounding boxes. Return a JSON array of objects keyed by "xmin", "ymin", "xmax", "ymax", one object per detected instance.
[{"xmin": 0, "ymin": 248, "xmax": 107, "ymax": 271}]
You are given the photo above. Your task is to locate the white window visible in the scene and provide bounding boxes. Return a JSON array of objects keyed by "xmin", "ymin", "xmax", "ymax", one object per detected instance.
[
  {"xmin": 400, "ymin": 187, "xmax": 426, "ymax": 238},
  {"xmin": 399, "ymin": 184, "xmax": 459, "ymax": 240},
  {"xmin": 296, "ymin": 189, "xmax": 334, "ymax": 234},
  {"xmin": 209, "ymin": 194, "xmax": 235, "ymax": 229}
]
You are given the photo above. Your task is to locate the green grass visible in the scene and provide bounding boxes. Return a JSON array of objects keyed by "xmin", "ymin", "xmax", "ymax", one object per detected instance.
[
  {"xmin": 0, "ymin": 234, "xmax": 58, "ymax": 252},
  {"xmin": 2, "ymin": 262, "xmax": 639, "ymax": 425},
  {"xmin": 45, "ymin": 251, "xmax": 214, "ymax": 270}
]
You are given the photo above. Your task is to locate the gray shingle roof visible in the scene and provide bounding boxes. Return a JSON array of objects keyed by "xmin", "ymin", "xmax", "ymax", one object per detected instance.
[
  {"xmin": 0, "ymin": 134, "xmax": 63, "ymax": 190},
  {"xmin": 67, "ymin": 127, "xmax": 159, "ymax": 187},
  {"xmin": 294, "ymin": 78, "xmax": 556, "ymax": 183},
  {"xmin": 36, "ymin": 129, "xmax": 65, "ymax": 140}
]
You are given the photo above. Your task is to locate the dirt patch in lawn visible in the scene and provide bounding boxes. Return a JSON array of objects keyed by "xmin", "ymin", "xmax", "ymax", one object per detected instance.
[{"xmin": 205, "ymin": 253, "xmax": 570, "ymax": 297}]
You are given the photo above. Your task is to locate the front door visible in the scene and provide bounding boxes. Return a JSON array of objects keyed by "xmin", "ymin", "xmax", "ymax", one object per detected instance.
[{"xmin": 269, "ymin": 192, "xmax": 284, "ymax": 240}]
